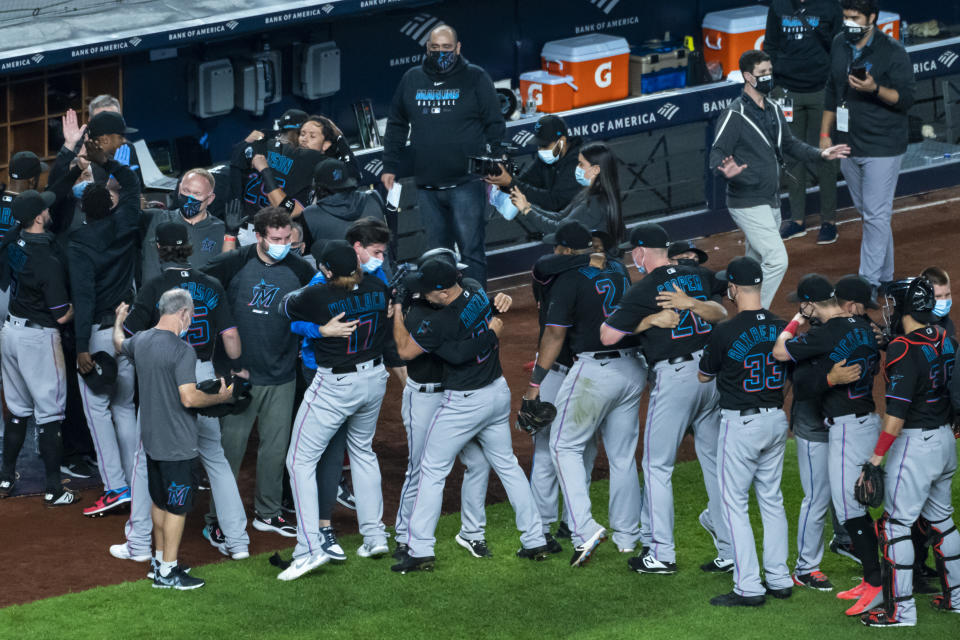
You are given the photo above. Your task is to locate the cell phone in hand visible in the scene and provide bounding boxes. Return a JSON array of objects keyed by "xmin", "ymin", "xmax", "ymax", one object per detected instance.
[{"xmin": 851, "ymin": 64, "xmax": 868, "ymax": 81}]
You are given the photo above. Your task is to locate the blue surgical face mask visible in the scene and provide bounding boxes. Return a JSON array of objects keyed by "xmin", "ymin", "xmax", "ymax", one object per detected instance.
[
  {"xmin": 633, "ymin": 250, "xmax": 646, "ymax": 274},
  {"xmin": 178, "ymin": 193, "xmax": 204, "ymax": 219},
  {"xmin": 267, "ymin": 243, "xmax": 290, "ymax": 261},
  {"xmin": 538, "ymin": 141, "xmax": 562, "ymax": 165},
  {"xmin": 73, "ymin": 180, "xmax": 91, "ymax": 199},
  {"xmin": 933, "ymin": 298, "xmax": 952, "ymax": 317},
  {"xmin": 575, "ymin": 165, "xmax": 592, "ymax": 186},
  {"xmin": 362, "ymin": 256, "xmax": 383, "ymax": 273}
]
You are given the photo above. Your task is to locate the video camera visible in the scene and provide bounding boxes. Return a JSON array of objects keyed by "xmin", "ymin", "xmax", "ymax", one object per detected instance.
[
  {"xmin": 388, "ymin": 262, "xmax": 420, "ymax": 308},
  {"xmin": 468, "ymin": 154, "xmax": 518, "ymax": 178}
]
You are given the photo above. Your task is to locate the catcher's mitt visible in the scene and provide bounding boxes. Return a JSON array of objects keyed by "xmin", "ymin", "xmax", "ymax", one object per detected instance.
[
  {"xmin": 516, "ymin": 397, "xmax": 557, "ymax": 435},
  {"xmin": 854, "ymin": 462, "xmax": 885, "ymax": 508}
]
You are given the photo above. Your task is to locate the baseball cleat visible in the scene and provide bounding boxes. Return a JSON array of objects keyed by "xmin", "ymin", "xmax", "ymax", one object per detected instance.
[
  {"xmin": 82, "ymin": 487, "xmax": 131, "ymax": 517},
  {"xmin": 932, "ymin": 594, "xmax": 960, "ymax": 613},
  {"xmin": 710, "ymin": 591, "xmax": 765, "ymax": 607},
  {"xmin": 153, "ymin": 565, "xmax": 204, "ymax": 590},
  {"xmin": 60, "ymin": 461, "xmax": 95, "ymax": 479},
  {"xmin": 700, "ymin": 557, "xmax": 734, "ymax": 573},
  {"xmin": 253, "ymin": 514, "xmax": 297, "ymax": 537},
  {"xmin": 516, "ymin": 545, "xmax": 550, "ymax": 561},
  {"xmin": 837, "ymin": 579, "xmax": 867, "ymax": 600},
  {"xmin": 336, "ymin": 479, "xmax": 356, "ymax": 511},
  {"xmin": 392, "ymin": 542, "xmax": 409, "ymax": 560},
  {"xmin": 391, "ymin": 554, "xmax": 435, "ymax": 574},
  {"xmin": 829, "ymin": 536, "xmax": 861, "ymax": 564},
  {"xmin": 357, "ymin": 542, "xmax": 390, "ymax": 558},
  {"xmin": 44, "ymin": 488, "xmax": 80, "ymax": 507},
  {"xmin": 109, "ymin": 543, "xmax": 151, "ymax": 563},
  {"xmin": 455, "ymin": 534, "xmax": 492, "ymax": 558},
  {"xmin": 202, "ymin": 522, "xmax": 228, "ymax": 555},
  {"xmin": 765, "ymin": 584, "xmax": 792, "ymax": 599},
  {"xmin": 793, "ymin": 571, "xmax": 834, "ymax": 591},
  {"xmin": 628, "ymin": 551, "xmax": 677, "ymax": 574},
  {"xmin": 698, "ymin": 509, "xmax": 720, "ymax": 554},
  {"xmin": 0, "ymin": 478, "xmax": 14, "ymax": 498},
  {"xmin": 277, "ymin": 552, "xmax": 329, "ymax": 581},
  {"xmin": 554, "ymin": 522, "xmax": 572, "ymax": 540},
  {"xmin": 845, "ymin": 583, "xmax": 883, "ymax": 616},
  {"xmin": 543, "ymin": 533, "xmax": 563, "ymax": 554},
  {"xmin": 320, "ymin": 526, "xmax": 347, "ymax": 562},
  {"xmin": 860, "ymin": 608, "xmax": 913, "ymax": 627},
  {"xmin": 570, "ymin": 527, "xmax": 606, "ymax": 567}
]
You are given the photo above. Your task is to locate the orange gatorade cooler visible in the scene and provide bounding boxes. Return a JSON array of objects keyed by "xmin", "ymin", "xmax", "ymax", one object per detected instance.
[
  {"xmin": 540, "ymin": 34, "xmax": 630, "ymax": 108},
  {"xmin": 702, "ymin": 5, "xmax": 768, "ymax": 77},
  {"xmin": 518, "ymin": 71, "xmax": 578, "ymax": 113},
  {"xmin": 877, "ymin": 11, "xmax": 901, "ymax": 40}
]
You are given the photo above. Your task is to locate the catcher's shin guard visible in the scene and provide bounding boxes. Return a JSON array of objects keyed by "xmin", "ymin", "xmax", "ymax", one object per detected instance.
[
  {"xmin": 876, "ymin": 512, "xmax": 915, "ymax": 615},
  {"xmin": 923, "ymin": 516, "xmax": 960, "ymax": 608}
]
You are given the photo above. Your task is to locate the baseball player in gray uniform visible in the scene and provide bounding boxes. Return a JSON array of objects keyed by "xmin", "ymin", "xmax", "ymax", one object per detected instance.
[
  {"xmin": 392, "ymin": 259, "xmax": 548, "ymax": 572},
  {"xmin": 862, "ymin": 277, "xmax": 960, "ymax": 627},
  {"xmin": 698, "ymin": 257, "xmax": 792, "ymax": 606}
]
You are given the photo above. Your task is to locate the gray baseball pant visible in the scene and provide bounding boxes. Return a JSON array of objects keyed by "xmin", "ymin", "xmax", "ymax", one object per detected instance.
[
  {"xmin": 394, "ymin": 377, "xmax": 490, "ymax": 543},
  {"xmin": 841, "ymin": 155, "xmax": 903, "ymax": 287},
  {"xmin": 551, "ymin": 354, "xmax": 646, "ymax": 550},
  {"xmin": 78, "ymin": 325, "xmax": 138, "ymax": 491},
  {"xmin": 727, "ymin": 205, "xmax": 787, "ymax": 309},
  {"xmin": 123, "ymin": 360, "xmax": 250, "ymax": 557},
  {"xmin": 828, "ymin": 413, "xmax": 880, "ymax": 522},
  {"xmin": 641, "ymin": 353, "xmax": 732, "ymax": 563},
  {"xmin": 406, "ymin": 376, "xmax": 545, "ymax": 558},
  {"xmin": 288, "ymin": 363, "xmax": 389, "ymax": 559},
  {"xmin": 1, "ymin": 319, "xmax": 67, "ymax": 424},
  {"xmin": 530, "ymin": 365, "xmax": 599, "ymax": 534},
  {"xmin": 795, "ymin": 435, "xmax": 832, "ymax": 574},
  {"xmin": 719, "ymin": 408, "xmax": 792, "ymax": 597}
]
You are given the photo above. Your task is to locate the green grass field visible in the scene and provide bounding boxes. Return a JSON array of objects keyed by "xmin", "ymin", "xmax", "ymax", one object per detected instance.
[{"xmin": 3, "ymin": 439, "xmax": 959, "ymax": 640}]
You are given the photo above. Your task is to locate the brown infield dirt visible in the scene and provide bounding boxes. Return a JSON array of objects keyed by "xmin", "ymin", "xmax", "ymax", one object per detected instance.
[{"xmin": 2, "ymin": 185, "xmax": 959, "ymax": 608}]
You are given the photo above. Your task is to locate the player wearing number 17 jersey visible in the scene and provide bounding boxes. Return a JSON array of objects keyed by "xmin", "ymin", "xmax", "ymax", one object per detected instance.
[{"xmin": 601, "ymin": 224, "xmax": 732, "ymax": 575}]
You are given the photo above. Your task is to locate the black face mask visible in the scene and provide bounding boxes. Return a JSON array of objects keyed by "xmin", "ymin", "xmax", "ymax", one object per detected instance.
[
  {"xmin": 752, "ymin": 74, "xmax": 774, "ymax": 95},
  {"xmin": 843, "ymin": 21, "xmax": 871, "ymax": 44},
  {"xmin": 424, "ymin": 50, "xmax": 458, "ymax": 75},
  {"xmin": 177, "ymin": 193, "xmax": 204, "ymax": 219}
]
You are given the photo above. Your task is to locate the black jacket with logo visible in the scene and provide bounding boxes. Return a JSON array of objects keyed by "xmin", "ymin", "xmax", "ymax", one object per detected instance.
[
  {"xmin": 764, "ymin": 0, "xmax": 843, "ymax": 93},
  {"xmin": 509, "ymin": 137, "xmax": 583, "ymax": 211}
]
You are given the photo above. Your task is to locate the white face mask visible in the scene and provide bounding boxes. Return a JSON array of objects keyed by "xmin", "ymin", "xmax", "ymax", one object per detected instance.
[
  {"xmin": 362, "ymin": 256, "xmax": 383, "ymax": 273},
  {"xmin": 538, "ymin": 141, "xmax": 562, "ymax": 165}
]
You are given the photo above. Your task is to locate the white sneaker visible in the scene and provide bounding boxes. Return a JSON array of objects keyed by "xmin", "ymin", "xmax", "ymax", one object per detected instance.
[
  {"xmin": 277, "ymin": 552, "xmax": 329, "ymax": 581},
  {"xmin": 230, "ymin": 549, "xmax": 250, "ymax": 560},
  {"xmin": 357, "ymin": 542, "xmax": 390, "ymax": 558},
  {"xmin": 109, "ymin": 543, "xmax": 151, "ymax": 563}
]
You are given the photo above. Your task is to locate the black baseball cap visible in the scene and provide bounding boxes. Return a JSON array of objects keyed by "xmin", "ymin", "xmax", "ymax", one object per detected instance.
[
  {"xmin": 544, "ymin": 220, "xmax": 592, "ymax": 250},
  {"xmin": 275, "ymin": 109, "xmax": 308, "ymax": 131},
  {"xmin": 320, "ymin": 240, "xmax": 359, "ymax": 278},
  {"xmin": 630, "ymin": 224, "xmax": 669, "ymax": 249},
  {"xmin": 591, "ymin": 229, "xmax": 616, "ymax": 253},
  {"xmin": 11, "ymin": 190, "xmax": 56, "ymax": 225},
  {"xmin": 668, "ymin": 241, "xmax": 708, "ymax": 265},
  {"xmin": 87, "ymin": 111, "xmax": 137, "ymax": 137},
  {"xmin": 156, "ymin": 221, "xmax": 189, "ymax": 247},
  {"xmin": 314, "ymin": 158, "xmax": 357, "ymax": 191},
  {"xmin": 81, "ymin": 351, "xmax": 118, "ymax": 395},
  {"xmin": 835, "ymin": 274, "xmax": 879, "ymax": 309},
  {"xmin": 533, "ymin": 114, "xmax": 569, "ymax": 146},
  {"xmin": 717, "ymin": 257, "xmax": 763, "ymax": 286},
  {"xmin": 412, "ymin": 258, "xmax": 458, "ymax": 293},
  {"xmin": 787, "ymin": 274, "xmax": 835, "ymax": 303},
  {"xmin": 8, "ymin": 151, "xmax": 48, "ymax": 180}
]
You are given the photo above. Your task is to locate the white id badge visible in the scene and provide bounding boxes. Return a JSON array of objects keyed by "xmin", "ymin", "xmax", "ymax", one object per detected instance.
[
  {"xmin": 837, "ymin": 105, "xmax": 850, "ymax": 133},
  {"xmin": 781, "ymin": 98, "xmax": 794, "ymax": 122}
]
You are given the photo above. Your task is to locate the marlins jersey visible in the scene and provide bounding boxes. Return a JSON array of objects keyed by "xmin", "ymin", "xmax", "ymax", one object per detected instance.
[
  {"xmin": 884, "ymin": 325, "xmax": 956, "ymax": 428},
  {"xmin": 700, "ymin": 309, "xmax": 787, "ymax": 410},
  {"xmin": 238, "ymin": 141, "xmax": 325, "ymax": 217},
  {"xmin": 783, "ymin": 315, "xmax": 879, "ymax": 418},
  {"xmin": 532, "ymin": 253, "xmax": 593, "ymax": 367},
  {"xmin": 5, "ymin": 232, "xmax": 71, "ymax": 328},
  {"xmin": 0, "ymin": 192, "xmax": 15, "ymax": 242},
  {"xmin": 282, "ymin": 274, "xmax": 390, "ymax": 370},
  {"xmin": 605, "ymin": 263, "xmax": 722, "ymax": 363},
  {"xmin": 408, "ymin": 279, "xmax": 501, "ymax": 391},
  {"xmin": 404, "ymin": 300, "xmax": 445, "ymax": 384},
  {"xmin": 123, "ymin": 266, "xmax": 235, "ymax": 362},
  {"xmin": 544, "ymin": 257, "xmax": 634, "ymax": 355}
]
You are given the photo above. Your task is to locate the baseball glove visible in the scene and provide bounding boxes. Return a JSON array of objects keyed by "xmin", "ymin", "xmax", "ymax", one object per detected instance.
[
  {"xmin": 197, "ymin": 376, "xmax": 253, "ymax": 418},
  {"xmin": 854, "ymin": 462, "xmax": 885, "ymax": 508},
  {"xmin": 516, "ymin": 397, "xmax": 557, "ymax": 435}
]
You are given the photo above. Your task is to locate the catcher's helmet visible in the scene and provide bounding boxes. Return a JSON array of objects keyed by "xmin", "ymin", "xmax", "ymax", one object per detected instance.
[{"xmin": 881, "ymin": 277, "xmax": 936, "ymax": 337}]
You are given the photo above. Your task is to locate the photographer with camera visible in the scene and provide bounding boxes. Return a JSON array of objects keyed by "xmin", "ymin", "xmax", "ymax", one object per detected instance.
[
  {"xmin": 381, "ymin": 24, "xmax": 505, "ymax": 287},
  {"xmin": 485, "ymin": 115, "xmax": 582, "ymax": 212},
  {"xmin": 508, "ymin": 142, "xmax": 625, "ymax": 245}
]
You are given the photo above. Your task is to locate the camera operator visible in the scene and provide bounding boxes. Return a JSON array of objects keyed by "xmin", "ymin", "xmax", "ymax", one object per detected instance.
[
  {"xmin": 381, "ymin": 24, "xmax": 505, "ymax": 287},
  {"xmin": 822, "ymin": 0, "xmax": 915, "ymax": 291},
  {"xmin": 300, "ymin": 159, "xmax": 386, "ymax": 257},
  {"xmin": 508, "ymin": 142, "xmax": 625, "ymax": 245},
  {"xmin": 485, "ymin": 115, "xmax": 582, "ymax": 212}
]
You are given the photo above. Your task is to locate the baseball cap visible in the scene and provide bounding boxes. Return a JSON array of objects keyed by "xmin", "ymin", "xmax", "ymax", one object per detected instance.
[
  {"xmin": 275, "ymin": 109, "xmax": 308, "ymax": 131},
  {"xmin": 11, "ymin": 190, "xmax": 56, "ymax": 225},
  {"xmin": 532, "ymin": 114, "xmax": 569, "ymax": 146},
  {"xmin": 717, "ymin": 257, "xmax": 763, "ymax": 286},
  {"xmin": 411, "ymin": 258, "xmax": 458, "ymax": 293},
  {"xmin": 81, "ymin": 352, "xmax": 118, "ymax": 396},
  {"xmin": 155, "ymin": 221, "xmax": 189, "ymax": 247},
  {"xmin": 835, "ymin": 274, "xmax": 879, "ymax": 309},
  {"xmin": 314, "ymin": 158, "xmax": 357, "ymax": 191},
  {"xmin": 786, "ymin": 274, "xmax": 835, "ymax": 303},
  {"xmin": 543, "ymin": 220, "xmax": 592, "ymax": 250},
  {"xmin": 629, "ymin": 224, "xmax": 670, "ymax": 249},
  {"xmin": 668, "ymin": 241, "xmax": 708, "ymax": 265},
  {"xmin": 591, "ymin": 229, "xmax": 616, "ymax": 253},
  {"xmin": 87, "ymin": 111, "xmax": 137, "ymax": 138},
  {"xmin": 320, "ymin": 240, "xmax": 359, "ymax": 278},
  {"xmin": 8, "ymin": 151, "xmax": 48, "ymax": 180}
]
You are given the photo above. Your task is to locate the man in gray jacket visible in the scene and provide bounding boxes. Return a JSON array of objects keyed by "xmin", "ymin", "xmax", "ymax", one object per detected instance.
[{"xmin": 711, "ymin": 49, "xmax": 848, "ymax": 308}]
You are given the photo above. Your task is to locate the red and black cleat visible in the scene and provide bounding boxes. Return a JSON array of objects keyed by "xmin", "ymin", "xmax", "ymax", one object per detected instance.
[{"xmin": 860, "ymin": 608, "xmax": 913, "ymax": 628}]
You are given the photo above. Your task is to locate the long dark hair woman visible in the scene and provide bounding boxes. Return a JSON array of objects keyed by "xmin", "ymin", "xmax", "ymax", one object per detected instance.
[{"xmin": 510, "ymin": 141, "xmax": 625, "ymax": 245}]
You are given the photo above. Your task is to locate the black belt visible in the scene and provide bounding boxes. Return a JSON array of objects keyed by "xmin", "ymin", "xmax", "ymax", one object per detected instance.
[
  {"xmin": 903, "ymin": 425, "xmax": 945, "ymax": 432},
  {"xmin": 6, "ymin": 315, "xmax": 47, "ymax": 330},
  {"xmin": 826, "ymin": 412, "xmax": 870, "ymax": 425},
  {"xmin": 551, "ymin": 363, "xmax": 570, "ymax": 373},
  {"xmin": 587, "ymin": 350, "xmax": 623, "ymax": 361},
  {"xmin": 417, "ymin": 384, "xmax": 443, "ymax": 393},
  {"xmin": 738, "ymin": 407, "xmax": 781, "ymax": 417},
  {"xmin": 331, "ymin": 357, "xmax": 382, "ymax": 374},
  {"xmin": 668, "ymin": 354, "xmax": 695, "ymax": 365}
]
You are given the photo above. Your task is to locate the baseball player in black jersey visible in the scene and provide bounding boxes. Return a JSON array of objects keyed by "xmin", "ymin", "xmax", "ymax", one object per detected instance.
[
  {"xmin": 278, "ymin": 241, "xmax": 391, "ymax": 580},
  {"xmin": 602, "ymin": 224, "xmax": 732, "ymax": 575},
  {"xmin": 773, "ymin": 273, "xmax": 884, "ymax": 616},
  {"xmin": 860, "ymin": 277, "xmax": 960, "ymax": 627},
  {"xmin": 109, "ymin": 223, "xmax": 250, "ymax": 565},
  {"xmin": 0, "ymin": 191, "xmax": 77, "ymax": 505},
  {"xmin": 698, "ymin": 257, "xmax": 792, "ymax": 606},
  {"xmin": 392, "ymin": 259, "xmax": 548, "ymax": 573},
  {"xmin": 525, "ymin": 221, "xmax": 645, "ymax": 566}
]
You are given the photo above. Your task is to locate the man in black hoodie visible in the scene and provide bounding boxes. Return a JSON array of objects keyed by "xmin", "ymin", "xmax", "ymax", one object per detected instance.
[
  {"xmin": 381, "ymin": 24, "xmax": 504, "ymax": 287},
  {"xmin": 764, "ymin": 0, "xmax": 843, "ymax": 245}
]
